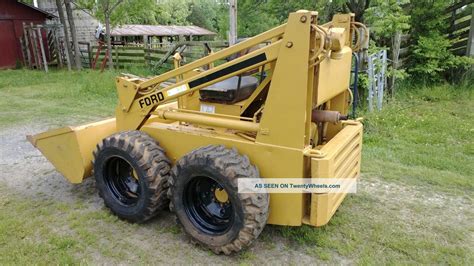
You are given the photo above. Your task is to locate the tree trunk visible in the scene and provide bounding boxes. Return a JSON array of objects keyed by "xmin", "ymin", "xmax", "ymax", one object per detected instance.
[
  {"xmin": 55, "ymin": 0, "xmax": 71, "ymax": 70},
  {"xmin": 345, "ymin": 0, "xmax": 370, "ymax": 22},
  {"xmin": 105, "ymin": 13, "xmax": 113, "ymax": 70},
  {"xmin": 64, "ymin": 0, "xmax": 81, "ymax": 70},
  {"xmin": 229, "ymin": 0, "xmax": 237, "ymax": 45},
  {"xmin": 390, "ymin": 31, "xmax": 402, "ymax": 96}
]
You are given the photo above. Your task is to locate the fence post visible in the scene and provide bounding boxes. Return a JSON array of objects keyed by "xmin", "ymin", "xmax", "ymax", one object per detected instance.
[
  {"xmin": 367, "ymin": 55, "xmax": 374, "ymax": 112},
  {"xmin": 115, "ymin": 46, "xmax": 119, "ymax": 68},
  {"xmin": 378, "ymin": 50, "xmax": 387, "ymax": 111},
  {"xmin": 30, "ymin": 23, "xmax": 42, "ymax": 70},
  {"xmin": 390, "ymin": 31, "xmax": 401, "ymax": 96},
  {"xmin": 86, "ymin": 42, "xmax": 92, "ymax": 68},
  {"xmin": 53, "ymin": 26, "xmax": 63, "ymax": 68},
  {"xmin": 467, "ymin": 9, "xmax": 474, "ymax": 57},
  {"xmin": 22, "ymin": 22, "xmax": 32, "ymax": 68},
  {"xmin": 448, "ymin": 5, "xmax": 456, "ymax": 39},
  {"xmin": 37, "ymin": 26, "xmax": 48, "ymax": 72},
  {"xmin": 144, "ymin": 35, "xmax": 149, "ymax": 65}
]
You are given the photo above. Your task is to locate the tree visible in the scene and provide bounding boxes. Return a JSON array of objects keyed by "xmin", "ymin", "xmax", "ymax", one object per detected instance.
[
  {"xmin": 187, "ymin": 0, "xmax": 219, "ymax": 31},
  {"xmin": 101, "ymin": 0, "xmax": 124, "ymax": 70},
  {"xmin": 213, "ymin": 0, "xmax": 278, "ymax": 39},
  {"xmin": 79, "ymin": 0, "xmax": 162, "ymax": 25},
  {"xmin": 55, "ymin": 0, "xmax": 72, "ymax": 70},
  {"xmin": 162, "ymin": 0, "xmax": 192, "ymax": 25},
  {"xmin": 344, "ymin": 0, "xmax": 370, "ymax": 22},
  {"xmin": 408, "ymin": 0, "xmax": 472, "ymax": 83},
  {"xmin": 268, "ymin": 0, "xmax": 317, "ymax": 23},
  {"xmin": 365, "ymin": 0, "xmax": 410, "ymax": 41},
  {"xmin": 112, "ymin": 0, "xmax": 162, "ymax": 25},
  {"xmin": 77, "ymin": 0, "xmax": 125, "ymax": 69},
  {"xmin": 366, "ymin": 0, "xmax": 410, "ymax": 93},
  {"xmin": 237, "ymin": 0, "xmax": 278, "ymax": 37},
  {"xmin": 64, "ymin": 0, "xmax": 82, "ymax": 70}
]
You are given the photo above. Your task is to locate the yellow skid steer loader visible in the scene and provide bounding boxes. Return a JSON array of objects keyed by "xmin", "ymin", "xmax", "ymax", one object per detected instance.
[{"xmin": 28, "ymin": 11, "xmax": 367, "ymax": 254}]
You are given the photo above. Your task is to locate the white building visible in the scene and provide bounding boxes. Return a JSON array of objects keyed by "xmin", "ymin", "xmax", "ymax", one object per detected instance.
[{"xmin": 38, "ymin": 0, "xmax": 99, "ymax": 44}]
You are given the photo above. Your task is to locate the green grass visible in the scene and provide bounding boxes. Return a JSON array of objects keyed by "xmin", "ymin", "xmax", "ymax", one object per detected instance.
[
  {"xmin": 0, "ymin": 183, "xmax": 183, "ymax": 264},
  {"xmin": 0, "ymin": 186, "xmax": 81, "ymax": 264},
  {"xmin": 362, "ymin": 85, "xmax": 473, "ymax": 194},
  {"xmin": 0, "ymin": 69, "xmax": 473, "ymax": 264},
  {"xmin": 0, "ymin": 69, "xmax": 120, "ymax": 127},
  {"xmin": 275, "ymin": 84, "xmax": 474, "ymax": 264}
]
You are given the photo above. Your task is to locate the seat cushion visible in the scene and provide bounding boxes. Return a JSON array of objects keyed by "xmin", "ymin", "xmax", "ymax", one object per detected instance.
[{"xmin": 200, "ymin": 76, "xmax": 259, "ymax": 104}]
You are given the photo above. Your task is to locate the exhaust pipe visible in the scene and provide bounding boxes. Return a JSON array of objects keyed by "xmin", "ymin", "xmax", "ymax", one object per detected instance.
[{"xmin": 312, "ymin": 110, "xmax": 348, "ymax": 123}]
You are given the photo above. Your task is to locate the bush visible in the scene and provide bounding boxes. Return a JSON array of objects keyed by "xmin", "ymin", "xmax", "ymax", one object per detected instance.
[
  {"xmin": 410, "ymin": 35, "xmax": 473, "ymax": 83},
  {"xmin": 407, "ymin": 0, "xmax": 474, "ymax": 84}
]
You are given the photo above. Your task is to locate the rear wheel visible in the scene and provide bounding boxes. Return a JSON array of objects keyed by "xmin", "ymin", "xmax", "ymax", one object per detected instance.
[
  {"xmin": 168, "ymin": 145, "xmax": 269, "ymax": 254},
  {"xmin": 93, "ymin": 131, "xmax": 170, "ymax": 223}
]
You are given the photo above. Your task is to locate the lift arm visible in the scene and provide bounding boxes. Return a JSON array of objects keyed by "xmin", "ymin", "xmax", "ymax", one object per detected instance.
[
  {"xmin": 115, "ymin": 25, "xmax": 287, "ymax": 130},
  {"xmin": 114, "ymin": 11, "xmax": 365, "ymax": 132}
]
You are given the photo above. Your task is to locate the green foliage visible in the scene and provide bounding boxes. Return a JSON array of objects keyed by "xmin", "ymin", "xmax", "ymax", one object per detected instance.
[
  {"xmin": 187, "ymin": 0, "xmax": 219, "ymax": 31},
  {"xmin": 112, "ymin": 0, "xmax": 162, "ymax": 25},
  {"xmin": 18, "ymin": 0, "xmax": 34, "ymax": 4},
  {"xmin": 365, "ymin": 0, "xmax": 410, "ymax": 39},
  {"xmin": 78, "ymin": 0, "xmax": 223, "ymax": 30},
  {"xmin": 267, "ymin": 0, "xmax": 318, "ymax": 23},
  {"xmin": 158, "ymin": 0, "xmax": 192, "ymax": 25},
  {"xmin": 77, "ymin": 0, "xmax": 158, "ymax": 25},
  {"xmin": 409, "ymin": 0, "xmax": 448, "ymax": 37},
  {"xmin": 265, "ymin": 0, "xmax": 346, "ymax": 24},
  {"xmin": 219, "ymin": 0, "xmax": 346, "ymax": 38},
  {"xmin": 237, "ymin": 0, "xmax": 278, "ymax": 37},
  {"xmin": 72, "ymin": 0, "xmax": 469, "ymax": 84},
  {"xmin": 408, "ymin": 0, "xmax": 473, "ymax": 83},
  {"xmin": 212, "ymin": 0, "xmax": 345, "ymax": 39},
  {"xmin": 410, "ymin": 35, "xmax": 473, "ymax": 82},
  {"xmin": 215, "ymin": 5, "xmax": 229, "ymax": 39}
]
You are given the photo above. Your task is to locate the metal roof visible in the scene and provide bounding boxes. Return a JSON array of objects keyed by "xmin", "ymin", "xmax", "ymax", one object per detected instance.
[
  {"xmin": 111, "ymin": 25, "xmax": 216, "ymax": 37},
  {"xmin": 17, "ymin": 1, "xmax": 56, "ymax": 19}
]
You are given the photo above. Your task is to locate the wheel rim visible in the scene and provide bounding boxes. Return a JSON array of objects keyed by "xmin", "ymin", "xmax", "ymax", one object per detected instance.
[
  {"xmin": 104, "ymin": 157, "xmax": 140, "ymax": 206},
  {"xmin": 183, "ymin": 176, "xmax": 234, "ymax": 235}
]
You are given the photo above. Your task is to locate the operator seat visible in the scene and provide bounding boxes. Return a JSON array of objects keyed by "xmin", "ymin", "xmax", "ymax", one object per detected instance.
[{"xmin": 200, "ymin": 76, "xmax": 259, "ymax": 104}]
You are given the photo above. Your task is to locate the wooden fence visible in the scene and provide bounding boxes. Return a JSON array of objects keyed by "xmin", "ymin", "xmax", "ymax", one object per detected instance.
[
  {"xmin": 447, "ymin": 0, "xmax": 474, "ymax": 56},
  {"xmin": 395, "ymin": 0, "xmax": 473, "ymax": 70},
  {"xmin": 80, "ymin": 41, "xmax": 228, "ymax": 72},
  {"xmin": 393, "ymin": 33, "xmax": 410, "ymax": 69},
  {"xmin": 20, "ymin": 23, "xmax": 69, "ymax": 72}
]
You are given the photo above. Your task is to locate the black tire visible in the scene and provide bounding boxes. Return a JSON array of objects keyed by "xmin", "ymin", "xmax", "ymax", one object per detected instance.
[
  {"xmin": 93, "ymin": 131, "xmax": 170, "ymax": 223},
  {"xmin": 168, "ymin": 145, "xmax": 269, "ymax": 254}
]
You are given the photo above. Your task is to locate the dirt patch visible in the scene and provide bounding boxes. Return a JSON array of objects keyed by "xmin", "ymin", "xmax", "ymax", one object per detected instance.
[{"xmin": 0, "ymin": 123, "xmax": 100, "ymax": 206}]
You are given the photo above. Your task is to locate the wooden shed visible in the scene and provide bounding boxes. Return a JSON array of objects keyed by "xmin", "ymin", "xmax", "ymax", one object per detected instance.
[
  {"xmin": 111, "ymin": 25, "xmax": 217, "ymax": 45},
  {"xmin": 0, "ymin": 0, "xmax": 54, "ymax": 68}
]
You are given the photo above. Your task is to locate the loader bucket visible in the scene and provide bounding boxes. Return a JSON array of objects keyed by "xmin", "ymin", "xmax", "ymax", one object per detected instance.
[{"xmin": 27, "ymin": 118, "xmax": 117, "ymax": 184}]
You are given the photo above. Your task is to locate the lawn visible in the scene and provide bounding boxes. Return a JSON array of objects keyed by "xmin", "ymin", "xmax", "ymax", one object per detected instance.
[
  {"xmin": 276, "ymin": 83, "xmax": 474, "ymax": 264},
  {"xmin": 0, "ymin": 69, "xmax": 118, "ymax": 127},
  {"xmin": 0, "ymin": 69, "xmax": 472, "ymax": 264}
]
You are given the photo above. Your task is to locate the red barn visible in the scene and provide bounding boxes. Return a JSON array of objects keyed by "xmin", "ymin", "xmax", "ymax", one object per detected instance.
[{"xmin": 0, "ymin": 0, "xmax": 54, "ymax": 69}]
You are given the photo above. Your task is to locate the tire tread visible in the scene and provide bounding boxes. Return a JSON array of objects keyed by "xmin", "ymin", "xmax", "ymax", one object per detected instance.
[{"xmin": 93, "ymin": 130, "xmax": 170, "ymax": 223}]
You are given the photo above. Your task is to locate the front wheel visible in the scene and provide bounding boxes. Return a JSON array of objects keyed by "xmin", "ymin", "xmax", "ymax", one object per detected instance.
[
  {"xmin": 93, "ymin": 131, "xmax": 170, "ymax": 223},
  {"xmin": 168, "ymin": 145, "xmax": 269, "ymax": 254}
]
